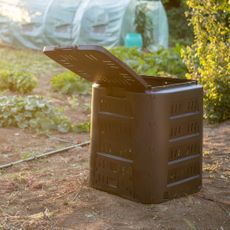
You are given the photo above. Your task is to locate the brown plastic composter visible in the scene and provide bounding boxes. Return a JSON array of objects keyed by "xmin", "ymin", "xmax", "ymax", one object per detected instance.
[{"xmin": 44, "ymin": 45, "xmax": 203, "ymax": 204}]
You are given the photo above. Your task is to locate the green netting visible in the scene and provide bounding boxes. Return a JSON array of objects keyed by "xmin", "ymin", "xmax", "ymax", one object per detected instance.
[{"xmin": 0, "ymin": 0, "xmax": 168, "ymax": 50}]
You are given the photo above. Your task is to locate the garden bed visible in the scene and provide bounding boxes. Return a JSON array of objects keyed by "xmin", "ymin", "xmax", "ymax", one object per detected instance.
[{"xmin": 0, "ymin": 46, "xmax": 229, "ymax": 229}]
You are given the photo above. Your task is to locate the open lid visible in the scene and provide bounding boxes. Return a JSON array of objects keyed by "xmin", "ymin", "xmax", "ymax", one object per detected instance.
[{"xmin": 43, "ymin": 45, "xmax": 148, "ymax": 91}]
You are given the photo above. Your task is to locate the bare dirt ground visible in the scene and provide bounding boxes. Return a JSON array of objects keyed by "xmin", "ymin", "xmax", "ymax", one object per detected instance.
[
  {"xmin": 0, "ymin": 47, "xmax": 229, "ymax": 229},
  {"xmin": 0, "ymin": 118, "xmax": 230, "ymax": 230}
]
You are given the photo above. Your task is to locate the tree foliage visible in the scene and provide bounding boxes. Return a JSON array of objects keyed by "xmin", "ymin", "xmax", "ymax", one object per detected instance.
[
  {"xmin": 166, "ymin": 0, "xmax": 193, "ymax": 46},
  {"xmin": 182, "ymin": 0, "xmax": 230, "ymax": 122}
]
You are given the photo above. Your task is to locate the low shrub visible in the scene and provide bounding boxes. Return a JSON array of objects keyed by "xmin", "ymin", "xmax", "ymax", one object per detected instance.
[
  {"xmin": 0, "ymin": 70, "xmax": 38, "ymax": 94},
  {"xmin": 51, "ymin": 71, "xmax": 91, "ymax": 95},
  {"xmin": 0, "ymin": 95, "xmax": 72, "ymax": 133},
  {"xmin": 109, "ymin": 45, "xmax": 187, "ymax": 78},
  {"xmin": 182, "ymin": 0, "xmax": 230, "ymax": 122}
]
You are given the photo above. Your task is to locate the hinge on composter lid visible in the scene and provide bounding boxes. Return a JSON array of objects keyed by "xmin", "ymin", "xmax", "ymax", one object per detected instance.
[{"xmin": 43, "ymin": 45, "xmax": 149, "ymax": 92}]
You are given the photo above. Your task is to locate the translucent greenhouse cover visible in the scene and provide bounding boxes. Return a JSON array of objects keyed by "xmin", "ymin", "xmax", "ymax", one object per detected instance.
[{"xmin": 0, "ymin": 0, "xmax": 168, "ymax": 50}]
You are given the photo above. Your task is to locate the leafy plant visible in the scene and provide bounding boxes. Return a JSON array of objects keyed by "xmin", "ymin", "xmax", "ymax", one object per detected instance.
[
  {"xmin": 0, "ymin": 95, "xmax": 73, "ymax": 133},
  {"xmin": 73, "ymin": 121, "xmax": 90, "ymax": 133},
  {"xmin": 51, "ymin": 71, "xmax": 91, "ymax": 95},
  {"xmin": 109, "ymin": 45, "xmax": 187, "ymax": 78},
  {"xmin": 182, "ymin": 0, "xmax": 230, "ymax": 122},
  {"xmin": 0, "ymin": 70, "xmax": 38, "ymax": 94}
]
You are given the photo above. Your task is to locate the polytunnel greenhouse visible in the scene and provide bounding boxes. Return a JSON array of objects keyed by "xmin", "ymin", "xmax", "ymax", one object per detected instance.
[{"xmin": 0, "ymin": 0, "xmax": 168, "ymax": 50}]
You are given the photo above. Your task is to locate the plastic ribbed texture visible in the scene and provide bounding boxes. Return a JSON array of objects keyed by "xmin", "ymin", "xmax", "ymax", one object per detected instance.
[
  {"xmin": 44, "ymin": 45, "xmax": 148, "ymax": 91},
  {"xmin": 44, "ymin": 45, "xmax": 203, "ymax": 204},
  {"xmin": 90, "ymin": 82, "xmax": 203, "ymax": 203}
]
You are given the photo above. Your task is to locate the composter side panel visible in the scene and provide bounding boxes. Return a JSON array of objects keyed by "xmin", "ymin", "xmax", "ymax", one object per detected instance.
[
  {"xmin": 151, "ymin": 85, "xmax": 203, "ymax": 201},
  {"xmin": 90, "ymin": 86, "xmax": 161, "ymax": 203},
  {"xmin": 90, "ymin": 85, "xmax": 136, "ymax": 200}
]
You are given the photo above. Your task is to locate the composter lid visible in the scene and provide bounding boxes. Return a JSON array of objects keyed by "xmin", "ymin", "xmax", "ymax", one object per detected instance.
[{"xmin": 43, "ymin": 45, "xmax": 148, "ymax": 91}]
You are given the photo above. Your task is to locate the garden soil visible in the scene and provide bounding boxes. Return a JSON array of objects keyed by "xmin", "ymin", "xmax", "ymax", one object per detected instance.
[
  {"xmin": 0, "ymin": 48, "xmax": 229, "ymax": 229},
  {"xmin": 0, "ymin": 111, "xmax": 229, "ymax": 230}
]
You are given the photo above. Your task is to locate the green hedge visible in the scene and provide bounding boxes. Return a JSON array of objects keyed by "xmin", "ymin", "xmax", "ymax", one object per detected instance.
[{"xmin": 182, "ymin": 0, "xmax": 230, "ymax": 122}]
